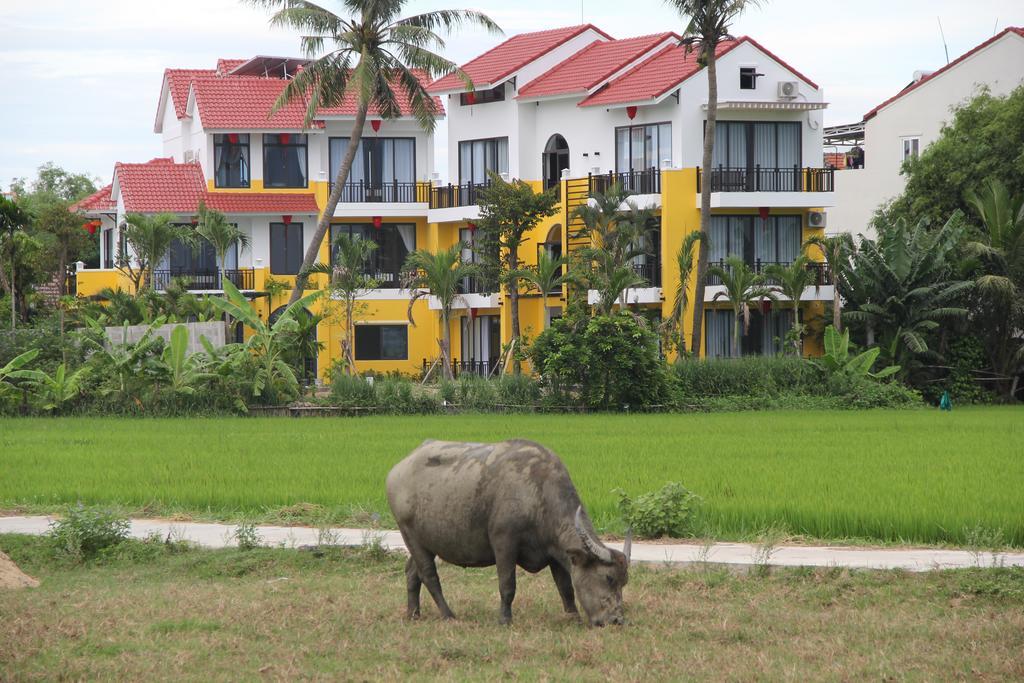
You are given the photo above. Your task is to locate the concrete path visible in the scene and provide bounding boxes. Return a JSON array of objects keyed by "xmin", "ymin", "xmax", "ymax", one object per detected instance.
[{"xmin": 2, "ymin": 516, "xmax": 1021, "ymax": 572}]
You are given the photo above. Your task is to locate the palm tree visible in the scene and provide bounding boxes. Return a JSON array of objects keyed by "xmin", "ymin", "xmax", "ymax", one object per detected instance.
[
  {"xmin": 804, "ymin": 232, "xmax": 854, "ymax": 332},
  {"xmin": 765, "ymin": 255, "xmax": 817, "ymax": 356},
  {"xmin": 308, "ymin": 233, "xmax": 379, "ymax": 375},
  {"xmin": 666, "ymin": 0, "xmax": 763, "ymax": 356},
  {"xmin": 403, "ymin": 243, "xmax": 480, "ymax": 379},
  {"xmin": 706, "ymin": 255, "xmax": 776, "ymax": 357},
  {"xmin": 0, "ymin": 195, "xmax": 31, "ymax": 328},
  {"xmin": 249, "ymin": 0, "xmax": 501, "ymax": 306},
  {"xmin": 118, "ymin": 212, "xmax": 194, "ymax": 292},
  {"xmin": 661, "ymin": 230, "xmax": 704, "ymax": 357},
  {"xmin": 195, "ymin": 202, "xmax": 250, "ymax": 283},
  {"xmin": 519, "ymin": 251, "xmax": 569, "ymax": 328},
  {"xmin": 964, "ymin": 178, "xmax": 1024, "ymax": 398}
]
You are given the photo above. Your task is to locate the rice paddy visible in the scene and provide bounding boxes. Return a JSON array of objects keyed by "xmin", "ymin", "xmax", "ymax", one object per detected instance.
[{"xmin": 1, "ymin": 408, "xmax": 1021, "ymax": 546}]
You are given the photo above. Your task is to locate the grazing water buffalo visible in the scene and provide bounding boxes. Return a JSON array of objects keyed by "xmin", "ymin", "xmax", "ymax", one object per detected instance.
[{"xmin": 386, "ymin": 439, "xmax": 630, "ymax": 626}]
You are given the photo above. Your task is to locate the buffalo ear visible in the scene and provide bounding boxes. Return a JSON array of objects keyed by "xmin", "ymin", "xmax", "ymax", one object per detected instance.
[{"xmin": 566, "ymin": 548, "xmax": 590, "ymax": 567}]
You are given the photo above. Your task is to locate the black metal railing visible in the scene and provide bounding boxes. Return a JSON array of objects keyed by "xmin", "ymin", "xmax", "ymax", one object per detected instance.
[
  {"xmin": 329, "ymin": 180, "xmax": 431, "ymax": 203},
  {"xmin": 150, "ymin": 268, "xmax": 255, "ymax": 292},
  {"xmin": 429, "ymin": 180, "xmax": 493, "ymax": 209},
  {"xmin": 589, "ymin": 168, "xmax": 661, "ymax": 196},
  {"xmin": 423, "ymin": 358, "xmax": 498, "ymax": 378},
  {"xmin": 696, "ymin": 166, "xmax": 835, "ymax": 193},
  {"xmin": 457, "ymin": 276, "xmax": 498, "ymax": 295},
  {"xmin": 704, "ymin": 259, "xmax": 832, "ymax": 287},
  {"xmin": 361, "ymin": 269, "xmax": 403, "ymax": 289},
  {"xmin": 631, "ymin": 260, "xmax": 662, "ymax": 288}
]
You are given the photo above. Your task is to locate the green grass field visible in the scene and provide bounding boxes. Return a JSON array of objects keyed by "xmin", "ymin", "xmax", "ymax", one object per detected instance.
[{"xmin": 1, "ymin": 408, "xmax": 1021, "ymax": 546}]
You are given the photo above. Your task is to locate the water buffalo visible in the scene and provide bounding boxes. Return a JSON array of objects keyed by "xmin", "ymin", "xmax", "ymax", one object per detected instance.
[{"xmin": 386, "ymin": 439, "xmax": 629, "ymax": 626}]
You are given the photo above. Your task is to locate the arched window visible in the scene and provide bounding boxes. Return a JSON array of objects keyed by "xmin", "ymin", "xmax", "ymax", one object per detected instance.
[{"xmin": 542, "ymin": 134, "xmax": 570, "ymax": 193}]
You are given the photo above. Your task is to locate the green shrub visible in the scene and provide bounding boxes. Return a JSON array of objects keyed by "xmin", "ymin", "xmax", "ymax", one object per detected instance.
[
  {"xmin": 48, "ymin": 505, "xmax": 130, "ymax": 562},
  {"xmin": 376, "ymin": 377, "xmax": 440, "ymax": 414},
  {"xmin": 495, "ymin": 374, "xmax": 541, "ymax": 408},
  {"xmin": 614, "ymin": 482, "xmax": 702, "ymax": 539},
  {"xmin": 672, "ymin": 356, "xmax": 820, "ymax": 399},
  {"xmin": 329, "ymin": 372, "xmax": 377, "ymax": 407}
]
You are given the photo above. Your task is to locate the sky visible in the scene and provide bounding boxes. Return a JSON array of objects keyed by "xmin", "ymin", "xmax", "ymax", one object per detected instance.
[{"xmin": 1, "ymin": 0, "xmax": 1022, "ymax": 190}]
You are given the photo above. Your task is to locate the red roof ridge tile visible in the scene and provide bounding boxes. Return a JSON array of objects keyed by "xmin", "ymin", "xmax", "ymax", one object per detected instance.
[
  {"xmin": 863, "ymin": 26, "xmax": 1024, "ymax": 121},
  {"xmin": 70, "ymin": 184, "xmax": 116, "ymax": 214}
]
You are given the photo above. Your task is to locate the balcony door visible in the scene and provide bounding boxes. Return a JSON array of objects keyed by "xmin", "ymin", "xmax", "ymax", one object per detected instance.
[
  {"xmin": 542, "ymin": 134, "xmax": 569, "ymax": 192},
  {"xmin": 712, "ymin": 121, "xmax": 801, "ymax": 191},
  {"xmin": 330, "ymin": 137, "xmax": 415, "ymax": 201}
]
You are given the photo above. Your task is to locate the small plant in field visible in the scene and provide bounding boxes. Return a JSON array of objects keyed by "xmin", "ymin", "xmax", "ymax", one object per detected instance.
[
  {"xmin": 751, "ymin": 524, "xmax": 789, "ymax": 577},
  {"xmin": 614, "ymin": 482, "xmax": 702, "ymax": 539},
  {"xmin": 48, "ymin": 504, "xmax": 130, "ymax": 562},
  {"xmin": 234, "ymin": 521, "xmax": 262, "ymax": 550},
  {"xmin": 359, "ymin": 528, "xmax": 391, "ymax": 562},
  {"xmin": 963, "ymin": 525, "xmax": 1006, "ymax": 568}
]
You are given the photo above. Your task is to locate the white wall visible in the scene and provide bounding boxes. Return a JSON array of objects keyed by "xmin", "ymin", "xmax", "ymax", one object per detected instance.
[
  {"xmin": 160, "ymin": 95, "xmax": 182, "ymax": 160},
  {"xmin": 831, "ymin": 32, "xmax": 1024, "ymax": 237},
  {"xmin": 444, "ymin": 82, "xmax": 519, "ymax": 183}
]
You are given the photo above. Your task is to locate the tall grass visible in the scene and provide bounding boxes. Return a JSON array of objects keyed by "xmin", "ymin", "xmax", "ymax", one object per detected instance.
[{"xmin": 1, "ymin": 409, "xmax": 1021, "ymax": 546}]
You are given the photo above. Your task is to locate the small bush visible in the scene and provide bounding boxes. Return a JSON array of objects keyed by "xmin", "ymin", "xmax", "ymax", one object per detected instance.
[
  {"xmin": 329, "ymin": 373, "xmax": 377, "ymax": 407},
  {"xmin": 614, "ymin": 482, "xmax": 702, "ymax": 539},
  {"xmin": 376, "ymin": 377, "xmax": 440, "ymax": 414},
  {"xmin": 672, "ymin": 356, "xmax": 821, "ymax": 399},
  {"xmin": 234, "ymin": 521, "xmax": 262, "ymax": 550},
  {"xmin": 48, "ymin": 505, "xmax": 130, "ymax": 562},
  {"xmin": 495, "ymin": 374, "xmax": 541, "ymax": 408}
]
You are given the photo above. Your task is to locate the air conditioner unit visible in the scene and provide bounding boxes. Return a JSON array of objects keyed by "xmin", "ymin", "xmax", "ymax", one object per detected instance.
[
  {"xmin": 778, "ymin": 81, "xmax": 799, "ymax": 99},
  {"xmin": 183, "ymin": 149, "xmax": 194, "ymax": 162},
  {"xmin": 808, "ymin": 211, "xmax": 827, "ymax": 229}
]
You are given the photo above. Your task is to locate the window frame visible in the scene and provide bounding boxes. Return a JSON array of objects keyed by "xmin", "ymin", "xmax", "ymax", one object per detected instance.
[
  {"xmin": 460, "ymin": 84, "xmax": 506, "ymax": 106},
  {"xmin": 329, "ymin": 222, "xmax": 415, "ymax": 288},
  {"xmin": 328, "ymin": 136, "xmax": 417, "ymax": 188},
  {"xmin": 354, "ymin": 324, "xmax": 409, "ymax": 361},
  {"xmin": 614, "ymin": 121, "xmax": 672, "ymax": 174},
  {"xmin": 739, "ymin": 67, "xmax": 760, "ymax": 90},
  {"xmin": 269, "ymin": 221, "xmax": 304, "ymax": 275},
  {"xmin": 708, "ymin": 214, "xmax": 803, "ymax": 265},
  {"xmin": 262, "ymin": 133, "xmax": 309, "ymax": 188},
  {"xmin": 457, "ymin": 136, "xmax": 509, "ymax": 185},
  {"xmin": 711, "ymin": 120, "xmax": 803, "ymax": 170},
  {"xmin": 213, "ymin": 133, "xmax": 251, "ymax": 188},
  {"xmin": 102, "ymin": 228, "xmax": 114, "ymax": 269},
  {"xmin": 901, "ymin": 136, "xmax": 921, "ymax": 162}
]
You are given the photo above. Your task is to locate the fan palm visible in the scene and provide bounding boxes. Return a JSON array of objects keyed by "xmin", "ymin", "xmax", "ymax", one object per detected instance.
[
  {"xmin": 765, "ymin": 255, "xmax": 818, "ymax": 356},
  {"xmin": 706, "ymin": 255, "xmax": 776, "ymax": 357},
  {"xmin": 804, "ymin": 232, "xmax": 854, "ymax": 331},
  {"xmin": 665, "ymin": 0, "xmax": 763, "ymax": 355},
  {"xmin": 518, "ymin": 251, "xmax": 569, "ymax": 328},
  {"xmin": 248, "ymin": 0, "xmax": 502, "ymax": 306},
  {"xmin": 661, "ymin": 230, "xmax": 704, "ymax": 357},
  {"xmin": 402, "ymin": 243, "xmax": 480, "ymax": 379}
]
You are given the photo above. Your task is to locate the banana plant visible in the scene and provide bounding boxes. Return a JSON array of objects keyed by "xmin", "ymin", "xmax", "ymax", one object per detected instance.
[
  {"xmin": 208, "ymin": 275, "xmax": 321, "ymax": 402},
  {"xmin": 815, "ymin": 325, "xmax": 900, "ymax": 380},
  {"xmin": 78, "ymin": 316, "xmax": 167, "ymax": 400},
  {"xmin": 0, "ymin": 349, "xmax": 45, "ymax": 386},
  {"xmin": 155, "ymin": 325, "xmax": 216, "ymax": 396},
  {"xmin": 29, "ymin": 363, "xmax": 87, "ymax": 413}
]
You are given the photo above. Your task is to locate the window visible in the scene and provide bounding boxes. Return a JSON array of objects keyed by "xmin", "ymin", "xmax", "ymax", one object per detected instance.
[
  {"xmin": 460, "ymin": 84, "xmax": 505, "ymax": 106},
  {"xmin": 902, "ymin": 137, "xmax": 920, "ymax": 162},
  {"xmin": 739, "ymin": 67, "xmax": 761, "ymax": 90},
  {"xmin": 712, "ymin": 121, "xmax": 801, "ymax": 190},
  {"xmin": 329, "ymin": 223, "xmax": 415, "ymax": 288},
  {"xmin": 355, "ymin": 324, "xmax": 408, "ymax": 360},
  {"xmin": 329, "ymin": 137, "xmax": 415, "ymax": 197},
  {"xmin": 263, "ymin": 133, "xmax": 308, "ymax": 188},
  {"xmin": 705, "ymin": 309, "xmax": 794, "ymax": 358},
  {"xmin": 102, "ymin": 229, "xmax": 113, "ymax": 269},
  {"xmin": 270, "ymin": 222, "xmax": 304, "ymax": 274},
  {"xmin": 458, "ymin": 137, "xmax": 509, "ymax": 185},
  {"xmin": 615, "ymin": 123, "xmax": 671, "ymax": 173},
  {"xmin": 708, "ymin": 215, "xmax": 802, "ymax": 266},
  {"xmin": 214, "ymin": 134, "xmax": 250, "ymax": 188}
]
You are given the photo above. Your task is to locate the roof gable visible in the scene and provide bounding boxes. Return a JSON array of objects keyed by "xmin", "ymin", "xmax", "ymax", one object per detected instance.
[
  {"xmin": 428, "ymin": 24, "xmax": 612, "ymax": 93},
  {"xmin": 70, "ymin": 184, "xmax": 116, "ymax": 214},
  {"xmin": 864, "ymin": 26, "xmax": 1024, "ymax": 120}
]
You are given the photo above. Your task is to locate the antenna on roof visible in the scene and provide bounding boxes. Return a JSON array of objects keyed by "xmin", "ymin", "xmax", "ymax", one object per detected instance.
[
  {"xmin": 937, "ymin": 17, "xmax": 950, "ymax": 65},
  {"xmin": 580, "ymin": 0, "xmax": 584, "ymax": 23},
  {"xmin": 993, "ymin": 18, "xmax": 999, "ymax": 36}
]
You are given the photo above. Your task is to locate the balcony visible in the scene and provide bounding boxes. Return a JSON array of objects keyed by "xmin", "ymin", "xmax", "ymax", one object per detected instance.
[
  {"xmin": 150, "ymin": 268, "xmax": 255, "ymax": 292},
  {"xmin": 589, "ymin": 168, "xmax": 661, "ymax": 197},
  {"xmin": 428, "ymin": 180, "xmax": 492, "ymax": 210},
  {"xmin": 704, "ymin": 259, "xmax": 832, "ymax": 287},
  {"xmin": 421, "ymin": 358, "xmax": 499, "ymax": 379},
  {"xmin": 330, "ymin": 181, "xmax": 431, "ymax": 204},
  {"xmin": 631, "ymin": 260, "xmax": 662, "ymax": 288},
  {"xmin": 696, "ymin": 166, "xmax": 835, "ymax": 209}
]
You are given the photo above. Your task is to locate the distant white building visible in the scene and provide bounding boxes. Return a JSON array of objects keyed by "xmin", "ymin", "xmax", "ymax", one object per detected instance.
[{"xmin": 828, "ymin": 27, "xmax": 1024, "ymax": 238}]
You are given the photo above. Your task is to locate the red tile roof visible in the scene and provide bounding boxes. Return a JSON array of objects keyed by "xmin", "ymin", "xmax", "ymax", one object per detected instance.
[
  {"xmin": 114, "ymin": 158, "xmax": 318, "ymax": 214},
  {"xmin": 429, "ymin": 24, "xmax": 612, "ymax": 93},
  {"xmin": 517, "ymin": 32, "xmax": 678, "ymax": 99},
  {"xmin": 216, "ymin": 58, "xmax": 247, "ymax": 76},
  {"xmin": 165, "ymin": 68, "xmax": 216, "ymax": 119},
  {"xmin": 70, "ymin": 184, "xmax": 116, "ymax": 214},
  {"xmin": 863, "ymin": 26, "xmax": 1024, "ymax": 121},
  {"xmin": 578, "ymin": 36, "xmax": 818, "ymax": 108}
]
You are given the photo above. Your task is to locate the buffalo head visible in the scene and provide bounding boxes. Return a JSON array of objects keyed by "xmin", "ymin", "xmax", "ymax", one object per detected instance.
[{"xmin": 568, "ymin": 507, "xmax": 629, "ymax": 627}]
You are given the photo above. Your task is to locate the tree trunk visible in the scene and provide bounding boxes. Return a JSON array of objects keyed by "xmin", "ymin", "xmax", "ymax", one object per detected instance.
[
  {"xmin": 833, "ymin": 285, "xmax": 842, "ymax": 332},
  {"xmin": 508, "ymin": 270, "xmax": 521, "ymax": 375},
  {"xmin": 56, "ymin": 245, "xmax": 68, "ymax": 297},
  {"xmin": 690, "ymin": 49, "xmax": 718, "ymax": 357},
  {"xmin": 440, "ymin": 311, "xmax": 453, "ymax": 380},
  {"xmin": 345, "ymin": 298, "xmax": 356, "ymax": 375},
  {"xmin": 732, "ymin": 305, "xmax": 741, "ymax": 358},
  {"xmin": 287, "ymin": 104, "xmax": 369, "ymax": 305},
  {"xmin": 793, "ymin": 301, "xmax": 801, "ymax": 356}
]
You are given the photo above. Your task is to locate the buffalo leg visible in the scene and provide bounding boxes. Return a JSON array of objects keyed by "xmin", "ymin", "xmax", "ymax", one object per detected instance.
[
  {"xmin": 494, "ymin": 548, "xmax": 518, "ymax": 625},
  {"xmin": 549, "ymin": 562, "xmax": 578, "ymax": 615},
  {"xmin": 407, "ymin": 543, "xmax": 455, "ymax": 620},
  {"xmin": 405, "ymin": 556, "xmax": 422, "ymax": 619}
]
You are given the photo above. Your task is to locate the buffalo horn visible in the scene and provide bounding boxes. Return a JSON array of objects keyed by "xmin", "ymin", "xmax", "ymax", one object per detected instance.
[
  {"xmin": 575, "ymin": 506, "xmax": 613, "ymax": 563},
  {"xmin": 623, "ymin": 526, "xmax": 632, "ymax": 565}
]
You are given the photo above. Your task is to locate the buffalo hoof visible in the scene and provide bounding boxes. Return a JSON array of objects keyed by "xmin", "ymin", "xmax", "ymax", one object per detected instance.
[
  {"xmin": 498, "ymin": 616, "xmax": 512, "ymax": 626},
  {"xmin": 406, "ymin": 611, "xmax": 421, "ymax": 621}
]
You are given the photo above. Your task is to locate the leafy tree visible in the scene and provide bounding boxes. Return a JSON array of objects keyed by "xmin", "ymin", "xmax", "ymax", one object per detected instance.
[
  {"xmin": 706, "ymin": 255, "xmax": 776, "ymax": 357},
  {"xmin": 403, "ymin": 243, "xmax": 480, "ymax": 379},
  {"xmin": 804, "ymin": 232, "xmax": 855, "ymax": 332},
  {"xmin": 117, "ymin": 213, "xmax": 194, "ymax": 292},
  {"xmin": 34, "ymin": 202, "xmax": 90, "ymax": 296},
  {"xmin": 10, "ymin": 161, "xmax": 98, "ymax": 207},
  {"xmin": 0, "ymin": 195, "xmax": 32, "ymax": 327},
  {"xmin": 964, "ymin": 178, "xmax": 1024, "ymax": 398},
  {"xmin": 666, "ymin": 0, "xmax": 763, "ymax": 355},
  {"xmin": 765, "ymin": 255, "xmax": 818, "ymax": 356},
  {"xmin": 280, "ymin": 310, "xmax": 326, "ymax": 384},
  {"xmin": 195, "ymin": 203, "xmax": 250, "ymax": 278},
  {"xmin": 661, "ymin": 230, "xmax": 704, "ymax": 357},
  {"xmin": 249, "ymin": 0, "xmax": 501, "ymax": 306},
  {"xmin": 881, "ymin": 86, "xmax": 1024, "ymax": 229},
  {"xmin": 475, "ymin": 174, "xmax": 559, "ymax": 372},
  {"xmin": 841, "ymin": 215, "xmax": 972, "ymax": 378},
  {"xmin": 518, "ymin": 251, "xmax": 570, "ymax": 328}
]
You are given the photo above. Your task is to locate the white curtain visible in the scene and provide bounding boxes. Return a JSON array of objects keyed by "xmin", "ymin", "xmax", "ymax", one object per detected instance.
[
  {"xmin": 392, "ymin": 139, "xmax": 414, "ymax": 183},
  {"xmin": 706, "ymin": 310, "xmax": 733, "ymax": 358},
  {"xmin": 331, "ymin": 138, "xmax": 365, "ymax": 184},
  {"xmin": 397, "ymin": 224, "xmax": 416, "ymax": 253},
  {"xmin": 760, "ymin": 309, "xmax": 794, "ymax": 356},
  {"xmin": 616, "ymin": 128, "xmax": 629, "ymax": 173}
]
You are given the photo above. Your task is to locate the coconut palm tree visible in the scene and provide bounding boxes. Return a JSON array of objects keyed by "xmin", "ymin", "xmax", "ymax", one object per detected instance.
[
  {"xmin": 661, "ymin": 230, "xmax": 704, "ymax": 357},
  {"xmin": 195, "ymin": 202, "xmax": 250, "ymax": 283},
  {"xmin": 706, "ymin": 255, "xmax": 776, "ymax": 357},
  {"xmin": 804, "ymin": 232, "xmax": 854, "ymax": 332},
  {"xmin": 519, "ymin": 251, "xmax": 569, "ymax": 328},
  {"xmin": 403, "ymin": 243, "xmax": 480, "ymax": 379},
  {"xmin": 665, "ymin": 0, "xmax": 763, "ymax": 356},
  {"xmin": 249, "ymin": 0, "xmax": 501, "ymax": 306},
  {"xmin": 765, "ymin": 255, "xmax": 817, "ymax": 356}
]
